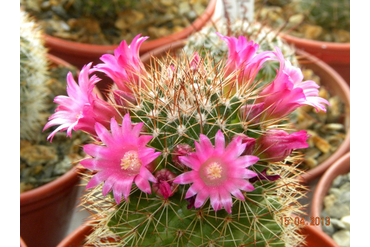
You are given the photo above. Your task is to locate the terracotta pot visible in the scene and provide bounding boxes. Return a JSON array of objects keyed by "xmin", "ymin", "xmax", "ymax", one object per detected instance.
[
  {"xmin": 280, "ymin": 33, "xmax": 350, "ymax": 85},
  {"xmin": 20, "ymin": 166, "xmax": 81, "ymax": 247},
  {"xmin": 56, "ymin": 222, "xmax": 93, "ymax": 247},
  {"xmin": 43, "ymin": 0, "xmax": 217, "ymax": 69},
  {"xmin": 20, "ymin": 55, "xmax": 83, "ymax": 247},
  {"xmin": 58, "ymin": 220, "xmax": 338, "ymax": 246},
  {"xmin": 140, "ymin": 40, "xmax": 350, "ymax": 184},
  {"xmin": 295, "ymin": 51, "xmax": 350, "ymax": 184},
  {"xmin": 311, "ymin": 152, "xmax": 350, "ymax": 231}
]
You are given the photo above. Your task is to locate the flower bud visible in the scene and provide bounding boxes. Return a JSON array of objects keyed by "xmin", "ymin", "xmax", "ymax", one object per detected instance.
[
  {"xmin": 240, "ymin": 103, "xmax": 265, "ymax": 124},
  {"xmin": 232, "ymin": 134, "xmax": 256, "ymax": 155},
  {"xmin": 255, "ymin": 130, "xmax": 309, "ymax": 162},
  {"xmin": 152, "ymin": 169, "xmax": 177, "ymax": 199},
  {"xmin": 172, "ymin": 143, "xmax": 193, "ymax": 169}
]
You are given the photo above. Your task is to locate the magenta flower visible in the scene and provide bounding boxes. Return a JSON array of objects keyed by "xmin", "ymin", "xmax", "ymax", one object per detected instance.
[
  {"xmin": 256, "ymin": 48, "xmax": 330, "ymax": 120},
  {"xmin": 255, "ymin": 130, "xmax": 309, "ymax": 162},
  {"xmin": 80, "ymin": 114, "xmax": 161, "ymax": 204},
  {"xmin": 173, "ymin": 130, "xmax": 259, "ymax": 213},
  {"xmin": 44, "ymin": 63, "xmax": 118, "ymax": 141},
  {"xmin": 217, "ymin": 33, "xmax": 274, "ymax": 94},
  {"xmin": 91, "ymin": 34, "xmax": 149, "ymax": 94}
]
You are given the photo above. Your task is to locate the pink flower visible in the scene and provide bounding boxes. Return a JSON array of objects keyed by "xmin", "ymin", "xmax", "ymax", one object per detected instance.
[
  {"xmin": 80, "ymin": 114, "xmax": 161, "ymax": 204},
  {"xmin": 256, "ymin": 48, "xmax": 330, "ymax": 120},
  {"xmin": 173, "ymin": 130, "xmax": 259, "ymax": 213},
  {"xmin": 44, "ymin": 63, "xmax": 118, "ymax": 141},
  {"xmin": 255, "ymin": 130, "xmax": 309, "ymax": 162},
  {"xmin": 217, "ymin": 33, "xmax": 274, "ymax": 94},
  {"xmin": 91, "ymin": 34, "xmax": 149, "ymax": 94}
]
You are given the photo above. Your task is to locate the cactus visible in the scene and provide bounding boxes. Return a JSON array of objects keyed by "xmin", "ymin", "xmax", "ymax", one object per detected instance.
[
  {"xmin": 295, "ymin": 0, "xmax": 350, "ymax": 31},
  {"xmin": 46, "ymin": 27, "xmax": 330, "ymax": 244},
  {"xmin": 20, "ymin": 9, "xmax": 50, "ymax": 142},
  {"xmin": 75, "ymin": 41, "xmax": 316, "ymax": 246}
]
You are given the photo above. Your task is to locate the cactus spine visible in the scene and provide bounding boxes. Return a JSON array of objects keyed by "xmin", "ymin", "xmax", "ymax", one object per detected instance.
[
  {"xmin": 81, "ymin": 50, "xmax": 307, "ymax": 246},
  {"xmin": 20, "ymin": 9, "xmax": 50, "ymax": 142}
]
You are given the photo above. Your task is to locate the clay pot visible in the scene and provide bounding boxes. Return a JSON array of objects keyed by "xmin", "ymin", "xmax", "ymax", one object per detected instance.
[
  {"xmin": 295, "ymin": 51, "xmax": 350, "ymax": 184},
  {"xmin": 58, "ymin": 220, "xmax": 338, "ymax": 246},
  {"xmin": 20, "ymin": 166, "xmax": 81, "ymax": 247},
  {"xmin": 140, "ymin": 40, "xmax": 350, "ymax": 184},
  {"xmin": 56, "ymin": 222, "xmax": 93, "ymax": 247},
  {"xmin": 280, "ymin": 33, "xmax": 350, "ymax": 85},
  {"xmin": 311, "ymin": 152, "xmax": 350, "ymax": 231},
  {"xmin": 44, "ymin": 0, "xmax": 217, "ymax": 69},
  {"xmin": 20, "ymin": 54, "xmax": 82, "ymax": 247}
]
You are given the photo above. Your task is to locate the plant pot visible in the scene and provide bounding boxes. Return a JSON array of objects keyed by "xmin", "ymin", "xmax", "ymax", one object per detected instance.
[
  {"xmin": 58, "ymin": 220, "xmax": 338, "ymax": 246},
  {"xmin": 140, "ymin": 40, "xmax": 350, "ymax": 184},
  {"xmin": 280, "ymin": 33, "xmax": 350, "ymax": 85},
  {"xmin": 43, "ymin": 0, "xmax": 217, "ymax": 69},
  {"xmin": 295, "ymin": 51, "xmax": 350, "ymax": 184},
  {"xmin": 20, "ymin": 166, "xmax": 82, "ymax": 247},
  {"xmin": 311, "ymin": 152, "xmax": 350, "ymax": 230},
  {"xmin": 20, "ymin": 54, "xmax": 83, "ymax": 247}
]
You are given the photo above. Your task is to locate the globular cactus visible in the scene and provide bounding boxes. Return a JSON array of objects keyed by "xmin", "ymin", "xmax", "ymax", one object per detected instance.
[
  {"xmin": 46, "ymin": 29, "xmax": 330, "ymax": 245},
  {"xmin": 79, "ymin": 48, "xmax": 308, "ymax": 246},
  {"xmin": 295, "ymin": 0, "xmax": 350, "ymax": 31},
  {"xmin": 20, "ymin": 9, "xmax": 50, "ymax": 142}
]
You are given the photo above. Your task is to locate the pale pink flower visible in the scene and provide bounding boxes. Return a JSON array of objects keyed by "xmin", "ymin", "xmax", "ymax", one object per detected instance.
[
  {"xmin": 91, "ymin": 34, "xmax": 149, "ymax": 94},
  {"xmin": 44, "ymin": 63, "xmax": 118, "ymax": 141},
  {"xmin": 256, "ymin": 48, "xmax": 330, "ymax": 119},
  {"xmin": 255, "ymin": 130, "xmax": 309, "ymax": 162},
  {"xmin": 217, "ymin": 33, "xmax": 274, "ymax": 93},
  {"xmin": 80, "ymin": 114, "xmax": 161, "ymax": 204},
  {"xmin": 173, "ymin": 130, "xmax": 259, "ymax": 213}
]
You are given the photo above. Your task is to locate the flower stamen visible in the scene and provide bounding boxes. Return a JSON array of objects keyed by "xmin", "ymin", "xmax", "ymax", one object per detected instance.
[
  {"xmin": 206, "ymin": 162, "xmax": 223, "ymax": 180},
  {"xmin": 121, "ymin": 151, "xmax": 142, "ymax": 175}
]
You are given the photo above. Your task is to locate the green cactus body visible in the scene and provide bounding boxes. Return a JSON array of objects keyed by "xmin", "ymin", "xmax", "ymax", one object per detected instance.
[
  {"xmin": 20, "ymin": 10, "xmax": 50, "ymax": 142},
  {"xmin": 296, "ymin": 0, "xmax": 350, "ymax": 31},
  {"xmin": 81, "ymin": 50, "xmax": 306, "ymax": 246}
]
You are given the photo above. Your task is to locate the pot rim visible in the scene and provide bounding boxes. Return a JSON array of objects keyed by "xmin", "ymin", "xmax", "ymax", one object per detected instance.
[
  {"xmin": 311, "ymin": 152, "xmax": 350, "ymax": 230},
  {"xmin": 280, "ymin": 32, "xmax": 350, "ymax": 51},
  {"xmin": 59, "ymin": 219, "xmax": 339, "ymax": 246},
  {"xmin": 20, "ymin": 165, "xmax": 82, "ymax": 206},
  {"xmin": 43, "ymin": 0, "xmax": 217, "ymax": 56}
]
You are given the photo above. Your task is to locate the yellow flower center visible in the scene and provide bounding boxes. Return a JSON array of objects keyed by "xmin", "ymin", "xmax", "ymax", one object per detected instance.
[
  {"xmin": 206, "ymin": 162, "xmax": 223, "ymax": 180},
  {"xmin": 120, "ymin": 151, "xmax": 142, "ymax": 175}
]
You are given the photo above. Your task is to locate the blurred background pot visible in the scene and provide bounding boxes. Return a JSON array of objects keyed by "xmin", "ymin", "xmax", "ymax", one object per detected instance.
[
  {"xmin": 20, "ymin": 54, "xmax": 83, "ymax": 247},
  {"xmin": 40, "ymin": 0, "xmax": 217, "ymax": 68},
  {"xmin": 20, "ymin": 166, "xmax": 81, "ymax": 247},
  {"xmin": 310, "ymin": 152, "xmax": 350, "ymax": 246},
  {"xmin": 280, "ymin": 33, "xmax": 350, "ymax": 85}
]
